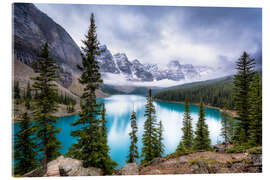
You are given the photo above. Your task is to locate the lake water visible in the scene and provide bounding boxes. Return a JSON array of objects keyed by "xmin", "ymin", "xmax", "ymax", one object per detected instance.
[{"xmin": 13, "ymin": 94, "xmax": 222, "ymax": 168}]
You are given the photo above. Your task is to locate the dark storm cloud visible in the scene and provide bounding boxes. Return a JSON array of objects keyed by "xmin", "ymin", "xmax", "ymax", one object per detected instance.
[{"xmin": 35, "ymin": 3, "xmax": 262, "ymax": 70}]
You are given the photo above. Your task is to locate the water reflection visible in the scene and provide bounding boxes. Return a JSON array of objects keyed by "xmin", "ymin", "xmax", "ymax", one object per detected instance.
[
  {"xmin": 101, "ymin": 95, "xmax": 222, "ymax": 167},
  {"xmin": 13, "ymin": 95, "xmax": 222, "ymax": 168}
]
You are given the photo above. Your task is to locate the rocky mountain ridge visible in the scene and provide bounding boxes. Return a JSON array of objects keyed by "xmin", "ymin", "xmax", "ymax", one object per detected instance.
[
  {"xmin": 13, "ymin": 3, "xmax": 214, "ymax": 88},
  {"xmin": 97, "ymin": 45, "xmax": 214, "ymax": 83},
  {"xmin": 13, "ymin": 3, "xmax": 81, "ymax": 87}
]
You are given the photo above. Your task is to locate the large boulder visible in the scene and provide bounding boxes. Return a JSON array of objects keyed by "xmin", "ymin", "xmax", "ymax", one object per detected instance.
[
  {"xmin": 179, "ymin": 156, "xmax": 189, "ymax": 163},
  {"xmin": 190, "ymin": 160, "xmax": 210, "ymax": 174},
  {"xmin": 213, "ymin": 142, "xmax": 233, "ymax": 153},
  {"xmin": 58, "ymin": 157, "xmax": 82, "ymax": 176},
  {"xmin": 148, "ymin": 157, "xmax": 164, "ymax": 166},
  {"xmin": 42, "ymin": 156, "xmax": 103, "ymax": 177},
  {"xmin": 119, "ymin": 163, "xmax": 139, "ymax": 175},
  {"xmin": 22, "ymin": 168, "xmax": 43, "ymax": 177}
]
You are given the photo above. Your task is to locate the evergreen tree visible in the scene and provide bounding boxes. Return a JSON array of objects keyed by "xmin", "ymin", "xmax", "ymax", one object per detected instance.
[
  {"xmin": 31, "ymin": 43, "xmax": 62, "ymax": 175},
  {"xmin": 67, "ymin": 13, "xmax": 116, "ymax": 174},
  {"xmin": 220, "ymin": 99, "xmax": 236, "ymax": 146},
  {"xmin": 23, "ymin": 88, "xmax": 26, "ymax": 100},
  {"xmin": 154, "ymin": 76, "xmax": 234, "ymax": 110},
  {"xmin": 26, "ymin": 81, "xmax": 32, "ymax": 100},
  {"xmin": 248, "ymin": 72, "xmax": 262, "ymax": 146},
  {"xmin": 233, "ymin": 51, "xmax": 255, "ymax": 142},
  {"xmin": 220, "ymin": 100, "xmax": 230, "ymax": 145},
  {"xmin": 180, "ymin": 98, "xmax": 194, "ymax": 149},
  {"xmin": 193, "ymin": 100, "xmax": 211, "ymax": 151},
  {"xmin": 156, "ymin": 120, "xmax": 165, "ymax": 157},
  {"xmin": 100, "ymin": 103, "xmax": 107, "ymax": 144},
  {"xmin": 14, "ymin": 81, "xmax": 21, "ymax": 104},
  {"xmin": 142, "ymin": 89, "xmax": 158, "ymax": 164},
  {"xmin": 100, "ymin": 103, "xmax": 117, "ymax": 174},
  {"xmin": 25, "ymin": 98, "xmax": 31, "ymax": 110},
  {"xmin": 14, "ymin": 112, "xmax": 38, "ymax": 175},
  {"xmin": 176, "ymin": 141, "xmax": 187, "ymax": 156},
  {"xmin": 127, "ymin": 110, "xmax": 139, "ymax": 163},
  {"xmin": 25, "ymin": 81, "xmax": 32, "ymax": 109}
]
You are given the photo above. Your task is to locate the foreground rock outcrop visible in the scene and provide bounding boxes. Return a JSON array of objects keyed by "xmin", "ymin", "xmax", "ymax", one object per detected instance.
[
  {"xmin": 114, "ymin": 163, "xmax": 139, "ymax": 175},
  {"xmin": 23, "ymin": 156, "xmax": 103, "ymax": 177},
  {"xmin": 139, "ymin": 151, "xmax": 262, "ymax": 175},
  {"xmin": 23, "ymin": 148, "xmax": 262, "ymax": 177}
]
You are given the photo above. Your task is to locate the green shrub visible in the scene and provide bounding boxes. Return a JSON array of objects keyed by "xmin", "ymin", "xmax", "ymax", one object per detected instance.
[
  {"xmin": 248, "ymin": 146, "xmax": 262, "ymax": 154},
  {"xmin": 226, "ymin": 145, "xmax": 247, "ymax": 153}
]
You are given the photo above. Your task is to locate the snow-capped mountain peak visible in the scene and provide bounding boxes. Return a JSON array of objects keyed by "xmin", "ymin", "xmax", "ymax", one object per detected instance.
[{"xmin": 96, "ymin": 45, "xmax": 214, "ymax": 86}]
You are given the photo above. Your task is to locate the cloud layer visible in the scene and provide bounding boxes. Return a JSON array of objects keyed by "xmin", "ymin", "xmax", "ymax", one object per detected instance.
[{"xmin": 35, "ymin": 4, "xmax": 262, "ymax": 70}]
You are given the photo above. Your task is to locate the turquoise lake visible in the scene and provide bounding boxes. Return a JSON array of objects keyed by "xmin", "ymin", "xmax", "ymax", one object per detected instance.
[{"xmin": 13, "ymin": 94, "xmax": 223, "ymax": 168}]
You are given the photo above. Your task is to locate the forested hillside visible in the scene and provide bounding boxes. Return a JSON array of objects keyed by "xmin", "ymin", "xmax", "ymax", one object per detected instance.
[{"xmin": 154, "ymin": 76, "xmax": 234, "ymax": 109}]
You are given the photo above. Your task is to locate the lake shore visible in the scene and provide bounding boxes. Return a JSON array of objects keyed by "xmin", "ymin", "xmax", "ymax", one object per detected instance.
[
  {"xmin": 12, "ymin": 103, "xmax": 80, "ymax": 123},
  {"xmin": 154, "ymin": 98, "xmax": 237, "ymax": 118}
]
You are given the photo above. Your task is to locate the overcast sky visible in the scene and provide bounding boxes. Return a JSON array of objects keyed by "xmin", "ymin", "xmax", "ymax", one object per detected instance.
[{"xmin": 35, "ymin": 3, "xmax": 262, "ymax": 69}]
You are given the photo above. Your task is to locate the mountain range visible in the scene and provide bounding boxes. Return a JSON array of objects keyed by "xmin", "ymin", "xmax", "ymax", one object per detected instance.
[
  {"xmin": 96, "ymin": 45, "xmax": 214, "ymax": 84},
  {"xmin": 13, "ymin": 3, "xmax": 216, "ymax": 91}
]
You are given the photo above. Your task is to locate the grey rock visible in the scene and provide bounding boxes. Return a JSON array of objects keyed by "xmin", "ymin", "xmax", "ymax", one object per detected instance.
[
  {"xmin": 120, "ymin": 163, "xmax": 139, "ymax": 175},
  {"xmin": 97, "ymin": 45, "xmax": 120, "ymax": 74},
  {"xmin": 131, "ymin": 59, "xmax": 153, "ymax": 81},
  {"xmin": 114, "ymin": 53, "xmax": 133, "ymax": 76},
  {"xmin": 58, "ymin": 157, "xmax": 82, "ymax": 176},
  {"xmin": 149, "ymin": 157, "xmax": 164, "ymax": 166},
  {"xmin": 179, "ymin": 156, "xmax": 188, "ymax": 163},
  {"xmin": 166, "ymin": 60, "xmax": 185, "ymax": 81},
  {"xmin": 213, "ymin": 142, "xmax": 231, "ymax": 153},
  {"xmin": 43, "ymin": 156, "xmax": 103, "ymax": 177},
  {"xmin": 250, "ymin": 154, "xmax": 262, "ymax": 166},
  {"xmin": 190, "ymin": 160, "xmax": 209, "ymax": 174},
  {"xmin": 23, "ymin": 168, "xmax": 43, "ymax": 177}
]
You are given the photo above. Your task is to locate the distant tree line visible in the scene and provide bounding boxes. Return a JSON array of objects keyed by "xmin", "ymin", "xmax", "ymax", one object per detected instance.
[
  {"xmin": 13, "ymin": 81, "xmax": 77, "ymax": 113},
  {"xmin": 56, "ymin": 91, "xmax": 77, "ymax": 113},
  {"xmin": 154, "ymin": 77, "xmax": 234, "ymax": 109}
]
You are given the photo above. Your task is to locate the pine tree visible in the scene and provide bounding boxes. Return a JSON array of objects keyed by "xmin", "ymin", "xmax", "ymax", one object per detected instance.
[
  {"xmin": 26, "ymin": 81, "xmax": 32, "ymax": 100},
  {"xmin": 127, "ymin": 110, "xmax": 139, "ymax": 163},
  {"xmin": 248, "ymin": 72, "xmax": 262, "ymax": 146},
  {"xmin": 14, "ymin": 112, "xmax": 38, "ymax": 175},
  {"xmin": 100, "ymin": 103, "xmax": 107, "ymax": 144},
  {"xmin": 25, "ymin": 98, "xmax": 31, "ymax": 110},
  {"xmin": 25, "ymin": 81, "xmax": 32, "ymax": 109},
  {"xmin": 14, "ymin": 81, "xmax": 21, "ymax": 104},
  {"xmin": 233, "ymin": 51, "xmax": 255, "ymax": 142},
  {"xmin": 100, "ymin": 103, "xmax": 117, "ymax": 174},
  {"xmin": 142, "ymin": 89, "xmax": 158, "ymax": 164},
  {"xmin": 67, "ymin": 13, "xmax": 116, "ymax": 174},
  {"xmin": 180, "ymin": 98, "xmax": 194, "ymax": 149},
  {"xmin": 176, "ymin": 141, "xmax": 187, "ymax": 156},
  {"xmin": 193, "ymin": 100, "xmax": 211, "ymax": 151},
  {"xmin": 220, "ymin": 111, "xmax": 230, "ymax": 145},
  {"xmin": 31, "ymin": 43, "xmax": 62, "ymax": 175},
  {"xmin": 23, "ymin": 88, "xmax": 26, "ymax": 100},
  {"xmin": 156, "ymin": 120, "xmax": 165, "ymax": 157},
  {"xmin": 220, "ymin": 100, "xmax": 234, "ymax": 146}
]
